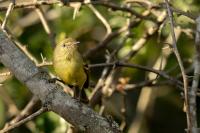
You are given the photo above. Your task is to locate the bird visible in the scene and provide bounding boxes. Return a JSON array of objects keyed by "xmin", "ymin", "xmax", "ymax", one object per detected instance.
[{"xmin": 53, "ymin": 37, "xmax": 89, "ymax": 103}]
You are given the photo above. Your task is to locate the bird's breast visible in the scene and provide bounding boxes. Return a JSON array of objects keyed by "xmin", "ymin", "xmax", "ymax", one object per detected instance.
[{"xmin": 53, "ymin": 53, "xmax": 87, "ymax": 88}]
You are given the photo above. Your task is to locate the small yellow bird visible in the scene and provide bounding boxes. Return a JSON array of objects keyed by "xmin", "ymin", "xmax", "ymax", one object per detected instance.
[{"xmin": 53, "ymin": 38, "xmax": 89, "ymax": 102}]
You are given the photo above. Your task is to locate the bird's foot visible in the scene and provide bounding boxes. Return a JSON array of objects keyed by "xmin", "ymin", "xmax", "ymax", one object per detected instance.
[
  {"xmin": 48, "ymin": 78, "xmax": 65, "ymax": 84},
  {"xmin": 48, "ymin": 78, "xmax": 57, "ymax": 83}
]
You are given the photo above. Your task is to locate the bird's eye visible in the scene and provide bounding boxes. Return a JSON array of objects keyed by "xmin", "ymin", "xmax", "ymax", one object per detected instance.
[{"xmin": 62, "ymin": 44, "xmax": 66, "ymax": 47}]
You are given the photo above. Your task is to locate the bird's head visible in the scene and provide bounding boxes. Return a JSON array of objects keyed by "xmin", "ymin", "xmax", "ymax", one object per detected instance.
[
  {"xmin": 54, "ymin": 37, "xmax": 80, "ymax": 57},
  {"xmin": 57, "ymin": 37, "xmax": 80, "ymax": 50}
]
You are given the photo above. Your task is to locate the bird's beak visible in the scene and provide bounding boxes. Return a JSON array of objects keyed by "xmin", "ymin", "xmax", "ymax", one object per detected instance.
[{"xmin": 73, "ymin": 41, "xmax": 80, "ymax": 45}]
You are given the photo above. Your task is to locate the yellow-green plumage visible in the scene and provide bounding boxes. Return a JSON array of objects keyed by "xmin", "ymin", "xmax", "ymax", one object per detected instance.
[{"xmin": 53, "ymin": 38, "xmax": 87, "ymax": 93}]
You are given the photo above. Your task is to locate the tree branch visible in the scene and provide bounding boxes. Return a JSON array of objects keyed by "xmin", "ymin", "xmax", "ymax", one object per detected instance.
[
  {"xmin": 188, "ymin": 16, "xmax": 200, "ymax": 133},
  {"xmin": 164, "ymin": 0, "xmax": 190, "ymax": 132},
  {"xmin": 0, "ymin": 107, "xmax": 47, "ymax": 133},
  {"xmin": 89, "ymin": 61, "xmax": 183, "ymax": 87}
]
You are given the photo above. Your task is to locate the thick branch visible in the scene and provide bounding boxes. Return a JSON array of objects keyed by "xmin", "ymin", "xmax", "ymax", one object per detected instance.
[{"xmin": 0, "ymin": 29, "xmax": 121, "ymax": 133}]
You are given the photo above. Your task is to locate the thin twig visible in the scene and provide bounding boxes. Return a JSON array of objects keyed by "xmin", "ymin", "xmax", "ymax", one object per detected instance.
[
  {"xmin": 1, "ymin": 2, "xmax": 14, "ymax": 29},
  {"xmin": 0, "ymin": 87, "xmax": 19, "ymax": 116},
  {"xmin": 126, "ymin": 0, "xmax": 196, "ymax": 20},
  {"xmin": 89, "ymin": 54, "xmax": 112, "ymax": 106},
  {"xmin": 89, "ymin": 61, "xmax": 183, "ymax": 87},
  {"xmin": 88, "ymin": 12, "xmax": 132, "ymax": 106},
  {"xmin": 9, "ymin": 96, "xmax": 40, "ymax": 125},
  {"xmin": 0, "ymin": 0, "xmax": 195, "ymax": 22},
  {"xmin": 89, "ymin": 35, "xmax": 131, "ymax": 107},
  {"xmin": 34, "ymin": 6, "xmax": 56, "ymax": 48},
  {"xmin": 0, "ymin": 71, "xmax": 11, "ymax": 76},
  {"xmin": 0, "ymin": 0, "xmax": 149, "ymax": 21},
  {"xmin": 164, "ymin": 0, "xmax": 191, "ymax": 132},
  {"xmin": 88, "ymin": 1, "xmax": 153, "ymax": 20},
  {"xmin": 0, "ymin": 24, "xmax": 52, "ymax": 68},
  {"xmin": 169, "ymin": 6, "xmax": 196, "ymax": 20},
  {"xmin": 87, "ymin": 2, "xmax": 111, "ymax": 36},
  {"xmin": 34, "ymin": 0, "xmax": 56, "ymax": 48},
  {"xmin": 0, "ymin": 1, "xmax": 59, "ymax": 11},
  {"xmin": 84, "ymin": 19, "xmax": 141, "ymax": 58},
  {"xmin": 125, "ymin": 0, "xmax": 158, "ymax": 9},
  {"xmin": 123, "ymin": 12, "xmax": 166, "ymax": 61},
  {"xmin": 0, "ymin": 107, "xmax": 47, "ymax": 133},
  {"xmin": 1, "ymin": 96, "xmax": 40, "ymax": 132},
  {"xmin": 124, "ymin": 79, "xmax": 155, "ymax": 90}
]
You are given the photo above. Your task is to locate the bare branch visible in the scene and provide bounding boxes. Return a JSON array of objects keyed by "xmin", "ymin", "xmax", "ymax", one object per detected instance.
[
  {"xmin": 88, "ymin": 1, "xmax": 152, "ymax": 20},
  {"xmin": 84, "ymin": 19, "xmax": 141, "ymax": 58},
  {"xmin": 9, "ymin": 96, "xmax": 40, "ymax": 125},
  {"xmin": 1, "ymin": 96, "xmax": 40, "ymax": 132},
  {"xmin": 1, "ymin": 2, "xmax": 14, "ymax": 29},
  {"xmin": 89, "ymin": 62, "xmax": 183, "ymax": 87},
  {"xmin": 87, "ymin": 3, "xmax": 111, "ymax": 36},
  {"xmin": 164, "ymin": 0, "xmax": 191, "ymax": 132},
  {"xmin": 0, "ymin": 107, "xmax": 47, "ymax": 133},
  {"xmin": 0, "ymin": 1, "xmax": 59, "ymax": 11},
  {"xmin": 187, "ymin": 16, "xmax": 200, "ymax": 133},
  {"xmin": 34, "ymin": 5, "xmax": 56, "ymax": 48}
]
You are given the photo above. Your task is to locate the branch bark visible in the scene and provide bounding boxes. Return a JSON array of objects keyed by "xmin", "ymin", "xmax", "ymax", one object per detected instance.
[
  {"xmin": 0, "ymin": 29, "xmax": 121, "ymax": 133},
  {"xmin": 188, "ymin": 16, "xmax": 200, "ymax": 133},
  {"xmin": 164, "ymin": 0, "xmax": 190, "ymax": 132}
]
